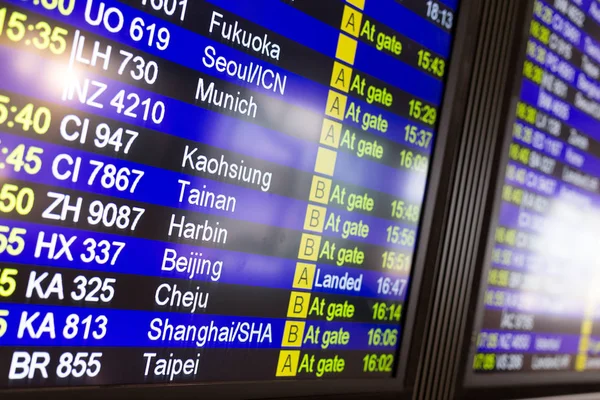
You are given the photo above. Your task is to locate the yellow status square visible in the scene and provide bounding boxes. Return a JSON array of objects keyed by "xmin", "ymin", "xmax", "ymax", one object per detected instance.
[
  {"xmin": 293, "ymin": 262, "xmax": 316, "ymax": 289},
  {"xmin": 282, "ymin": 321, "xmax": 306, "ymax": 347},
  {"xmin": 314, "ymin": 147, "xmax": 337, "ymax": 176},
  {"xmin": 298, "ymin": 233, "xmax": 322, "ymax": 261},
  {"xmin": 576, "ymin": 354, "xmax": 587, "ymax": 371},
  {"xmin": 276, "ymin": 350, "xmax": 301, "ymax": 377},
  {"xmin": 287, "ymin": 291, "xmax": 311, "ymax": 318},
  {"xmin": 582, "ymin": 320, "xmax": 593, "ymax": 335},
  {"xmin": 309, "ymin": 176, "xmax": 332, "ymax": 205},
  {"xmin": 325, "ymin": 90, "xmax": 348, "ymax": 120},
  {"xmin": 346, "ymin": 0, "xmax": 365, "ymax": 10},
  {"xmin": 303, "ymin": 204, "xmax": 327, "ymax": 233},
  {"xmin": 579, "ymin": 336, "xmax": 590, "ymax": 352},
  {"xmin": 320, "ymin": 118, "xmax": 342, "ymax": 148},
  {"xmin": 330, "ymin": 62, "xmax": 352, "ymax": 93},
  {"xmin": 336, "ymin": 33, "xmax": 358, "ymax": 65},
  {"xmin": 341, "ymin": 5, "xmax": 363, "ymax": 37}
]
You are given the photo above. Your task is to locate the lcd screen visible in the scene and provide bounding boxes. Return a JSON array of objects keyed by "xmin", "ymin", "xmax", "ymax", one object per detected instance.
[
  {"xmin": 470, "ymin": 0, "xmax": 600, "ymax": 382},
  {"xmin": 0, "ymin": 0, "xmax": 458, "ymax": 388}
]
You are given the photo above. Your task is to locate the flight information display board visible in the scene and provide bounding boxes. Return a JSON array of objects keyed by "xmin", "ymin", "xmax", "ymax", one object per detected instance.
[
  {"xmin": 0, "ymin": 0, "xmax": 458, "ymax": 390},
  {"xmin": 471, "ymin": 0, "xmax": 600, "ymax": 379}
]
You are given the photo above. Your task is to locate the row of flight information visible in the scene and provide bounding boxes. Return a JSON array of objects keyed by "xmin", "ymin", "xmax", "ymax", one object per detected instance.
[
  {"xmin": 0, "ymin": 0, "xmax": 459, "ymax": 388},
  {"xmin": 473, "ymin": 0, "xmax": 600, "ymax": 376}
]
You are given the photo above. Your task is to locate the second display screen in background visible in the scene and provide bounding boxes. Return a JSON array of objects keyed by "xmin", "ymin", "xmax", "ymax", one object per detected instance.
[
  {"xmin": 472, "ymin": 0, "xmax": 600, "ymax": 377},
  {"xmin": 0, "ymin": 0, "xmax": 459, "ymax": 388}
]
